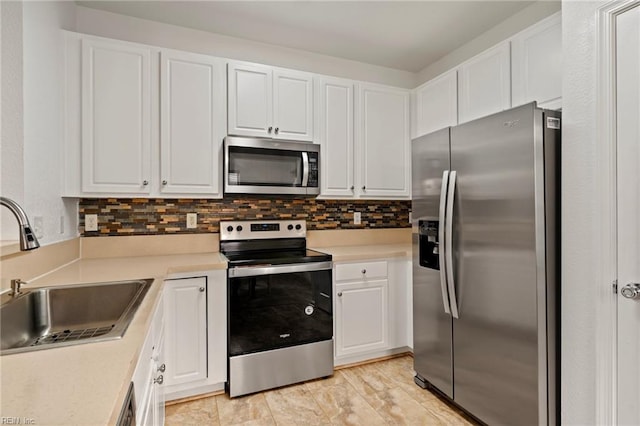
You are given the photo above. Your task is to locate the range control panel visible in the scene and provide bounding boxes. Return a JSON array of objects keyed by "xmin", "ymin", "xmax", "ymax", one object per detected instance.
[{"xmin": 220, "ymin": 220, "xmax": 306, "ymax": 241}]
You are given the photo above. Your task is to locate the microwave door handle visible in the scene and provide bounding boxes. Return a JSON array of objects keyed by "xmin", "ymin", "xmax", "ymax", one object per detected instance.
[{"xmin": 301, "ymin": 152, "xmax": 309, "ymax": 187}]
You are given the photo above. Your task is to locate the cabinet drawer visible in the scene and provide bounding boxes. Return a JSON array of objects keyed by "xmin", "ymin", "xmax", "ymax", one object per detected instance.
[{"xmin": 335, "ymin": 261, "xmax": 387, "ymax": 281}]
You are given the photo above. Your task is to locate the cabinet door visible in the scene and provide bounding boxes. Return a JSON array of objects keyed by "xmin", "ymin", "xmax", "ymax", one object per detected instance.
[
  {"xmin": 415, "ymin": 70, "xmax": 458, "ymax": 137},
  {"xmin": 81, "ymin": 38, "xmax": 152, "ymax": 193},
  {"xmin": 458, "ymin": 42, "xmax": 511, "ymax": 123},
  {"xmin": 335, "ymin": 279, "xmax": 389, "ymax": 357},
  {"xmin": 227, "ymin": 62, "xmax": 272, "ymax": 138},
  {"xmin": 511, "ymin": 12, "xmax": 562, "ymax": 110},
  {"xmin": 164, "ymin": 277, "xmax": 207, "ymax": 386},
  {"xmin": 273, "ymin": 69, "xmax": 314, "ymax": 141},
  {"xmin": 153, "ymin": 330, "xmax": 165, "ymax": 426},
  {"xmin": 317, "ymin": 77, "xmax": 355, "ymax": 197},
  {"xmin": 358, "ymin": 84, "xmax": 411, "ymax": 198},
  {"xmin": 160, "ymin": 50, "xmax": 225, "ymax": 195}
]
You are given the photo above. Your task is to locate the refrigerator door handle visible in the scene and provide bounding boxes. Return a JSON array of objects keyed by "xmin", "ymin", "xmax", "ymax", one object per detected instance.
[
  {"xmin": 438, "ymin": 170, "xmax": 451, "ymax": 314},
  {"xmin": 446, "ymin": 170, "xmax": 460, "ymax": 319}
]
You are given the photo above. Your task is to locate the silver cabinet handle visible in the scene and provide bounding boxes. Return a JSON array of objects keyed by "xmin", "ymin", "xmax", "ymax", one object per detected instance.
[
  {"xmin": 350, "ymin": 186, "xmax": 354, "ymax": 190},
  {"xmin": 162, "ymin": 180, "xmax": 167, "ymax": 185},
  {"xmin": 362, "ymin": 186, "xmax": 366, "ymax": 191},
  {"xmin": 445, "ymin": 171, "xmax": 459, "ymax": 319},
  {"xmin": 268, "ymin": 126, "xmax": 273, "ymax": 133},
  {"xmin": 361, "ymin": 269, "xmax": 367, "ymax": 274},
  {"xmin": 154, "ymin": 375, "xmax": 164, "ymax": 385},
  {"xmin": 337, "ymin": 292, "xmax": 342, "ymax": 297},
  {"xmin": 143, "ymin": 180, "xmax": 149, "ymax": 186},
  {"xmin": 438, "ymin": 170, "xmax": 451, "ymax": 315},
  {"xmin": 621, "ymin": 283, "xmax": 640, "ymax": 299},
  {"xmin": 157, "ymin": 363, "xmax": 166, "ymax": 373},
  {"xmin": 199, "ymin": 287, "xmax": 205, "ymax": 292},
  {"xmin": 274, "ymin": 127, "xmax": 279, "ymax": 134}
]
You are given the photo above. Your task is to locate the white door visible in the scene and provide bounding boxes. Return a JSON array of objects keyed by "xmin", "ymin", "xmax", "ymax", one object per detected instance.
[
  {"xmin": 335, "ymin": 279, "xmax": 389, "ymax": 357},
  {"xmin": 616, "ymin": 5, "xmax": 640, "ymax": 424},
  {"xmin": 358, "ymin": 84, "xmax": 411, "ymax": 198},
  {"xmin": 273, "ymin": 69, "xmax": 314, "ymax": 141},
  {"xmin": 81, "ymin": 38, "xmax": 152, "ymax": 193},
  {"xmin": 227, "ymin": 62, "xmax": 272, "ymax": 138},
  {"xmin": 317, "ymin": 77, "xmax": 355, "ymax": 197},
  {"xmin": 414, "ymin": 70, "xmax": 458, "ymax": 137},
  {"xmin": 458, "ymin": 41, "xmax": 511, "ymax": 123},
  {"xmin": 160, "ymin": 50, "xmax": 225, "ymax": 195},
  {"xmin": 511, "ymin": 12, "xmax": 562, "ymax": 110},
  {"xmin": 164, "ymin": 277, "xmax": 208, "ymax": 386}
]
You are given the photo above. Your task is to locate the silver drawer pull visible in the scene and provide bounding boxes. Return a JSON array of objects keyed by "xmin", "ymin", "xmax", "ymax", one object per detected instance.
[
  {"xmin": 199, "ymin": 287, "xmax": 205, "ymax": 292},
  {"xmin": 361, "ymin": 269, "xmax": 367, "ymax": 274},
  {"xmin": 154, "ymin": 375, "xmax": 164, "ymax": 385},
  {"xmin": 337, "ymin": 292, "xmax": 343, "ymax": 297},
  {"xmin": 157, "ymin": 363, "xmax": 166, "ymax": 373}
]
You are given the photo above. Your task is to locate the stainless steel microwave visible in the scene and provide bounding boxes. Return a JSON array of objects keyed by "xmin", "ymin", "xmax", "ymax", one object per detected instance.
[{"xmin": 224, "ymin": 136, "xmax": 320, "ymax": 196}]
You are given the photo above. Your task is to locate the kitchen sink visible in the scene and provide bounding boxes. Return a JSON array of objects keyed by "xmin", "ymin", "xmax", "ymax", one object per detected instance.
[{"xmin": 0, "ymin": 278, "xmax": 153, "ymax": 355}]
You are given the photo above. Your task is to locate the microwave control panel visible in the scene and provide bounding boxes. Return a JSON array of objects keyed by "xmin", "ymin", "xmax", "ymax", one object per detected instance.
[{"xmin": 308, "ymin": 152, "xmax": 319, "ymax": 187}]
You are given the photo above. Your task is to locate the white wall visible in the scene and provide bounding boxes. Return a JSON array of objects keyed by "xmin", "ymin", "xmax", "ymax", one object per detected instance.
[
  {"xmin": 416, "ymin": 1, "xmax": 561, "ymax": 85},
  {"xmin": 561, "ymin": 1, "xmax": 608, "ymax": 424},
  {"xmin": 75, "ymin": 6, "xmax": 416, "ymax": 89},
  {"xmin": 20, "ymin": 1, "xmax": 78, "ymax": 245},
  {"xmin": 1, "ymin": 1, "xmax": 25, "ymax": 241}
]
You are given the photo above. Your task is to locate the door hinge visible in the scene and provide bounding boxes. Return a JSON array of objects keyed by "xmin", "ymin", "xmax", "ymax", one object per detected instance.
[{"xmin": 613, "ymin": 280, "xmax": 618, "ymax": 294}]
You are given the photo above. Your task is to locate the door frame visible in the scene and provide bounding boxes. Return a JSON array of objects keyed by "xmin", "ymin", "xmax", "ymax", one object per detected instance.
[{"xmin": 594, "ymin": 1, "xmax": 639, "ymax": 424}]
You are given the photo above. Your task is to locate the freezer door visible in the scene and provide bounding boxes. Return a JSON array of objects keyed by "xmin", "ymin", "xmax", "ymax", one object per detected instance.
[
  {"xmin": 450, "ymin": 103, "xmax": 544, "ymax": 425},
  {"xmin": 411, "ymin": 128, "xmax": 454, "ymax": 398}
]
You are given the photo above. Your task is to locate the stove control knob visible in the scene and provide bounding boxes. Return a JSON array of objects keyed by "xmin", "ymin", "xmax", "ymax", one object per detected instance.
[
  {"xmin": 288, "ymin": 224, "xmax": 294, "ymax": 231},
  {"xmin": 295, "ymin": 224, "xmax": 302, "ymax": 230},
  {"xmin": 226, "ymin": 226, "xmax": 234, "ymax": 232},
  {"xmin": 237, "ymin": 225, "xmax": 243, "ymax": 232}
]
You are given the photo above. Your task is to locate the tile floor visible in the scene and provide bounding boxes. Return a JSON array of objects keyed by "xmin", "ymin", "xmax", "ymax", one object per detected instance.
[{"xmin": 165, "ymin": 355, "xmax": 475, "ymax": 425}]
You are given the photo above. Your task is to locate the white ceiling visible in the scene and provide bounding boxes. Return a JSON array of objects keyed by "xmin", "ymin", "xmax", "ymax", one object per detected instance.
[{"xmin": 76, "ymin": 1, "xmax": 537, "ymax": 73}]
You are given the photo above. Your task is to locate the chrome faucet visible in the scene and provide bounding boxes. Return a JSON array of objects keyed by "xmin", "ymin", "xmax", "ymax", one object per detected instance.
[{"xmin": 0, "ymin": 197, "xmax": 40, "ymax": 251}]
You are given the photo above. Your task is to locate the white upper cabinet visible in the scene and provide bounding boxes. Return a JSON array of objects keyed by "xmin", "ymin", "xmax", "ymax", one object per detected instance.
[
  {"xmin": 458, "ymin": 42, "xmax": 511, "ymax": 124},
  {"xmin": 161, "ymin": 50, "xmax": 225, "ymax": 195},
  {"xmin": 81, "ymin": 37, "xmax": 152, "ymax": 193},
  {"xmin": 228, "ymin": 62, "xmax": 313, "ymax": 141},
  {"xmin": 358, "ymin": 84, "xmax": 411, "ymax": 198},
  {"xmin": 511, "ymin": 12, "xmax": 562, "ymax": 110},
  {"xmin": 317, "ymin": 77, "xmax": 355, "ymax": 197},
  {"xmin": 414, "ymin": 70, "xmax": 458, "ymax": 137},
  {"xmin": 273, "ymin": 69, "xmax": 314, "ymax": 140}
]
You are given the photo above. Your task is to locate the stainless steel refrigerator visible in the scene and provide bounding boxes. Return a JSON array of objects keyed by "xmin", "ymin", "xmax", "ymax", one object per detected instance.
[{"xmin": 411, "ymin": 102, "xmax": 559, "ymax": 425}]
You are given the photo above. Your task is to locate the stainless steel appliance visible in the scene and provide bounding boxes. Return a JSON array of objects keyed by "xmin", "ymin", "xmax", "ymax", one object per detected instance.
[
  {"xmin": 224, "ymin": 136, "xmax": 320, "ymax": 196},
  {"xmin": 221, "ymin": 220, "xmax": 333, "ymax": 397},
  {"xmin": 411, "ymin": 102, "xmax": 560, "ymax": 425}
]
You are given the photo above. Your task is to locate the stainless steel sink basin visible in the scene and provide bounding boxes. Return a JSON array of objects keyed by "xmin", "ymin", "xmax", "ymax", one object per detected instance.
[{"xmin": 1, "ymin": 279, "xmax": 153, "ymax": 355}]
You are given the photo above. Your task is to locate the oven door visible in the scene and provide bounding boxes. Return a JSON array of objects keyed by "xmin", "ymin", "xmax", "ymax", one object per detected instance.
[
  {"xmin": 224, "ymin": 137, "xmax": 319, "ymax": 195},
  {"xmin": 228, "ymin": 262, "xmax": 332, "ymax": 357}
]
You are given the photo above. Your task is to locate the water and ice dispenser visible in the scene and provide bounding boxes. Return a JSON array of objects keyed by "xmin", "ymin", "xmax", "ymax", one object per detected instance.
[{"xmin": 418, "ymin": 220, "xmax": 440, "ymax": 270}]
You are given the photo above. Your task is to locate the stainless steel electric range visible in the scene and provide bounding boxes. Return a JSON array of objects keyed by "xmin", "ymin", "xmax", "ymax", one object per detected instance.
[{"xmin": 220, "ymin": 220, "xmax": 334, "ymax": 397}]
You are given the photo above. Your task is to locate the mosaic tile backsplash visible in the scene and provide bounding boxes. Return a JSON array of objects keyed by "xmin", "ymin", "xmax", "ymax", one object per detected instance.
[{"xmin": 79, "ymin": 198, "xmax": 411, "ymax": 236}]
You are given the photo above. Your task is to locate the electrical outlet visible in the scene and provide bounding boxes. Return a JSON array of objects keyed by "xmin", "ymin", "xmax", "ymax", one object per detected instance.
[
  {"xmin": 186, "ymin": 213, "xmax": 198, "ymax": 229},
  {"xmin": 85, "ymin": 214, "xmax": 98, "ymax": 232},
  {"xmin": 353, "ymin": 211, "xmax": 361, "ymax": 225},
  {"xmin": 33, "ymin": 216, "xmax": 44, "ymax": 239}
]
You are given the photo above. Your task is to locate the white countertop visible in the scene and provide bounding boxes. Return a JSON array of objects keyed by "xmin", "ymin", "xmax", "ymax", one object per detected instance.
[
  {"xmin": 0, "ymin": 243, "xmax": 411, "ymax": 424},
  {"xmin": 0, "ymin": 252, "xmax": 227, "ymax": 425}
]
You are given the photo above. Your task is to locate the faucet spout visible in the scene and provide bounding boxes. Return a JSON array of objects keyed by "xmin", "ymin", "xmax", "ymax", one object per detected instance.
[{"xmin": 0, "ymin": 197, "xmax": 40, "ymax": 251}]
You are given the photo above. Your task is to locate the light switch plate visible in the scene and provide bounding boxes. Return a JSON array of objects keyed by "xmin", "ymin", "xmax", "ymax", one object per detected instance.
[
  {"xmin": 85, "ymin": 214, "xmax": 98, "ymax": 232},
  {"xmin": 186, "ymin": 213, "xmax": 198, "ymax": 229},
  {"xmin": 353, "ymin": 211, "xmax": 361, "ymax": 225}
]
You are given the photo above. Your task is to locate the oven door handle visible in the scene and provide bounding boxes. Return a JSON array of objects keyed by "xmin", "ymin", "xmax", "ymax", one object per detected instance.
[{"xmin": 228, "ymin": 261, "xmax": 333, "ymax": 278}]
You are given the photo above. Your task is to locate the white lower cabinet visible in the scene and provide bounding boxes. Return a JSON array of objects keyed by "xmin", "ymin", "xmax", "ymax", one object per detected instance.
[
  {"xmin": 162, "ymin": 270, "xmax": 227, "ymax": 401},
  {"xmin": 334, "ymin": 258, "xmax": 410, "ymax": 366},
  {"xmin": 132, "ymin": 292, "xmax": 165, "ymax": 426},
  {"xmin": 164, "ymin": 277, "xmax": 208, "ymax": 386}
]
